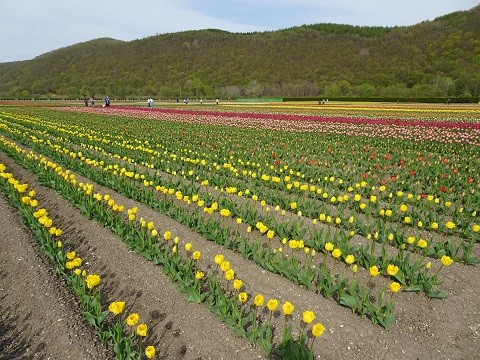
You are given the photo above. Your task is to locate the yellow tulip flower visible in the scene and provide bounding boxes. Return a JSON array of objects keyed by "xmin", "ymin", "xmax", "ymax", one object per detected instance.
[
  {"xmin": 302, "ymin": 310, "xmax": 316, "ymax": 324},
  {"xmin": 312, "ymin": 323, "xmax": 326, "ymax": 337}
]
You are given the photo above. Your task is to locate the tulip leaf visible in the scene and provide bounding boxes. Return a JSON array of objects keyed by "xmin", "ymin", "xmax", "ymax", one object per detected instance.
[
  {"xmin": 405, "ymin": 284, "xmax": 422, "ymax": 292},
  {"xmin": 339, "ymin": 294, "xmax": 358, "ymax": 309},
  {"xmin": 427, "ymin": 290, "xmax": 448, "ymax": 299}
]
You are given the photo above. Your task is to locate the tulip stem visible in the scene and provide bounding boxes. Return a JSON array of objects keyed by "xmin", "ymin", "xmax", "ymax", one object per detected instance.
[{"xmin": 433, "ymin": 265, "xmax": 444, "ymax": 278}]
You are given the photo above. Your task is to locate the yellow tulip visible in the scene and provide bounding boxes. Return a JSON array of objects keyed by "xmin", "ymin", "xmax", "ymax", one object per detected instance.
[
  {"xmin": 282, "ymin": 301, "xmax": 294, "ymax": 315},
  {"xmin": 145, "ymin": 346, "xmax": 156, "ymax": 359},
  {"xmin": 126, "ymin": 313, "xmax": 139, "ymax": 326},
  {"xmin": 233, "ymin": 279, "xmax": 243, "ymax": 290},
  {"xmin": 302, "ymin": 310, "xmax": 316, "ymax": 324},
  {"xmin": 220, "ymin": 261, "xmax": 230, "ymax": 272},
  {"xmin": 417, "ymin": 239, "xmax": 428, "ymax": 249},
  {"xmin": 369, "ymin": 266, "xmax": 380, "ymax": 277},
  {"xmin": 389, "ymin": 282, "xmax": 401, "ymax": 293},
  {"xmin": 254, "ymin": 294, "xmax": 264, "ymax": 307},
  {"xmin": 312, "ymin": 323, "xmax": 326, "ymax": 337},
  {"xmin": 238, "ymin": 292, "xmax": 248, "ymax": 303},
  {"xmin": 386, "ymin": 264, "xmax": 399, "ymax": 276},
  {"xmin": 108, "ymin": 301, "xmax": 126, "ymax": 315},
  {"xmin": 445, "ymin": 221, "xmax": 456, "ymax": 230},
  {"xmin": 331, "ymin": 248, "xmax": 342, "ymax": 259},
  {"xmin": 85, "ymin": 274, "xmax": 101, "ymax": 289},
  {"xmin": 220, "ymin": 208, "xmax": 231, "ymax": 217},
  {"xmin": 345, "ymin": 255, "xmax": 355, "ymax": 265},
  {"xmin": 214, "ymin": 254, "xmax": 224, "ymax": 264},
  {"xmin": 136, "ymin": 323, "xmax": 148, "ymax": 337},
  {"xmin": 441, "ymin": 255, "xmax": 453, "ymax": 267},
  {"xmin": 225, "ymin": 269, "xmax": 235, "ymax": 281},
  {"xmin": 267, "ymin": 299, "xmax": 278, "ymax": 311}
]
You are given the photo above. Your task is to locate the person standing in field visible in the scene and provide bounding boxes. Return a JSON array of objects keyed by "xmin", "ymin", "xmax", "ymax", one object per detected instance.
[
  {"xmin": 83, "ymin": 95, "xmax": 88, "ymax": 107},
  {"xmin": 91, "ymin": 96, "xmax": 95, "ymax": 106}
]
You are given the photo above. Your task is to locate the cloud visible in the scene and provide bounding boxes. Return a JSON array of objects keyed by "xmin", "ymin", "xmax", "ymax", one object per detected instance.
[{"xmin": 0, "ymin": 0, "xmax": 478, "ymax": 62}]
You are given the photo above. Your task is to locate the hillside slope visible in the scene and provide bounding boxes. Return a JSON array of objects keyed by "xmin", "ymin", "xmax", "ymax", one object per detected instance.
[{"xmin": 0, "ymin": 5, "xmax": 479, "ymax": 99}]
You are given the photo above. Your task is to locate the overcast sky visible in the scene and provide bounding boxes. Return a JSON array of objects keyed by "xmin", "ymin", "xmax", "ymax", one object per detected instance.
[{"xmin": 0, "ymin": 0, "xmax": 478, "ymax": 63}]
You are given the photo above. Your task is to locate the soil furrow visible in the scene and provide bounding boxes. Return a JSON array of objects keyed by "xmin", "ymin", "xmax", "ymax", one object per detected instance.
[
  {"xmin": 0, "ymin": 191, "xmax": 111, "ymax": 360},
  {"xmin": 0, "ymin": 151, "xmax": 264, "ymax": 360},
  {"xmin": 1, "ymin": 131, "xmax": 479, "ymax": 360}
]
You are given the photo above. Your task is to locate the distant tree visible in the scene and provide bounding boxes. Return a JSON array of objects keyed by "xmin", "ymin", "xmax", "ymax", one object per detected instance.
[
  {"xmin": 431, "ymin": 76, "xmax": 455, "ymax": 96},
  {"xmin": 185, "ymin": 77, "xmax": 207, "ymax": 98},
  {"xmin": 378, "ymin": 83, "xmax": 409, "ymax": 97},
  {"xmin": 355, "ymin": 83, "xmax": 378, "ymax": 97},
  {"xmin": 323, "ymin": 82, "xmax": 341, "ymax": 97},
  {"xmin": 245, "ymin": 80, "xmax": 263, "ymax": 98},
  {"xmin": 220, "ymin": 85, "xmax": 241, "ymax": 99},
  {"xmin": 411, "ymin": 83, "xmax": 433, "ymax": 97},
  {"xmin": 1, "ymin": 7, "xmax": 479, "ymax": 99}
]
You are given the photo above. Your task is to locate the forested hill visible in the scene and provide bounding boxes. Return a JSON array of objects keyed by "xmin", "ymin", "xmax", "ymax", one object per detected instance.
[{"xmin": 1, "ymin": 5, "xmax": 479, "ymax": 99}]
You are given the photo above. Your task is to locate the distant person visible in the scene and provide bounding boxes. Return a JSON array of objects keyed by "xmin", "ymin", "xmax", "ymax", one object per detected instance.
[
  {"xmin": 150, "ymin": 98, "xmax": 154, "ymax": 107},
  {"xmin": 147, "ymin": 98, "xmax": 151, "ymax": 107},
  {"xmin": 83, "ymin": 95, "xmax": 88, "ymax": 107},
  {"xmin": 91, "ymin": 97, "xmax": 95, "ymax": 106},
  {"xmin": 104, "ymin": 96, "xmax": 110, "ymax": 107},
  {"xmin": 216, "ymin": 98, "xmax": 219, "ymax": 105},
  {"xmin": 200, "ymin": 98, "xmax": 203, "ymax": 105}
]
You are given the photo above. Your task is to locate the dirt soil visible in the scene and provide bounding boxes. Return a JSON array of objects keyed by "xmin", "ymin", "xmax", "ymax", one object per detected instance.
[{"xmin": 1, "ymin": 147, "xmax": 479, "ymax": 360}]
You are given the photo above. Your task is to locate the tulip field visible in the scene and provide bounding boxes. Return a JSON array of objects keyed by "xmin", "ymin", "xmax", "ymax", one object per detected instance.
[{"xmin": 0, "ymin": 101, "xmax": 479, "ymax": 359}]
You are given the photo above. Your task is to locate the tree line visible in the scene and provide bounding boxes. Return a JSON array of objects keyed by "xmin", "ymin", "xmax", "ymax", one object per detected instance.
[{"xmin": 0, "ymin": 6, "xmax": 479, "ymax": 100}]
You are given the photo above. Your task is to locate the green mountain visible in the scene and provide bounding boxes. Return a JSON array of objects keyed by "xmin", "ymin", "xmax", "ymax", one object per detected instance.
[{"xmin": 1, "ymin": 5, "xmax": 479, "ymax": 99}]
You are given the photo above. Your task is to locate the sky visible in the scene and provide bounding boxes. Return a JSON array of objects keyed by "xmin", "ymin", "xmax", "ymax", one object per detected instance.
[{"xmin": 0, "ymin": 0, "xmax": 478, "ymax": 63}]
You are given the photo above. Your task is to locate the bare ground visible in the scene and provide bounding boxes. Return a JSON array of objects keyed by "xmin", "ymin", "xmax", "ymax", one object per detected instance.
[{"xmin": 0, "ymin": 146, "xmax": 479, "ymax": 360}]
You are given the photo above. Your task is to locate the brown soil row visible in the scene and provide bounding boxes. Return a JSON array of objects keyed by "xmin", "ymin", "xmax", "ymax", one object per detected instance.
[{"xmin": 1, "ymin": 137, "xmax": 479, "ymax": 360}]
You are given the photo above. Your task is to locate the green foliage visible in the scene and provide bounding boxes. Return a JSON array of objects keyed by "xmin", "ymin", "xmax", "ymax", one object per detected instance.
[{"xmin": 0, "ymin": 6, "xmax": 479, "ymax": 99}]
